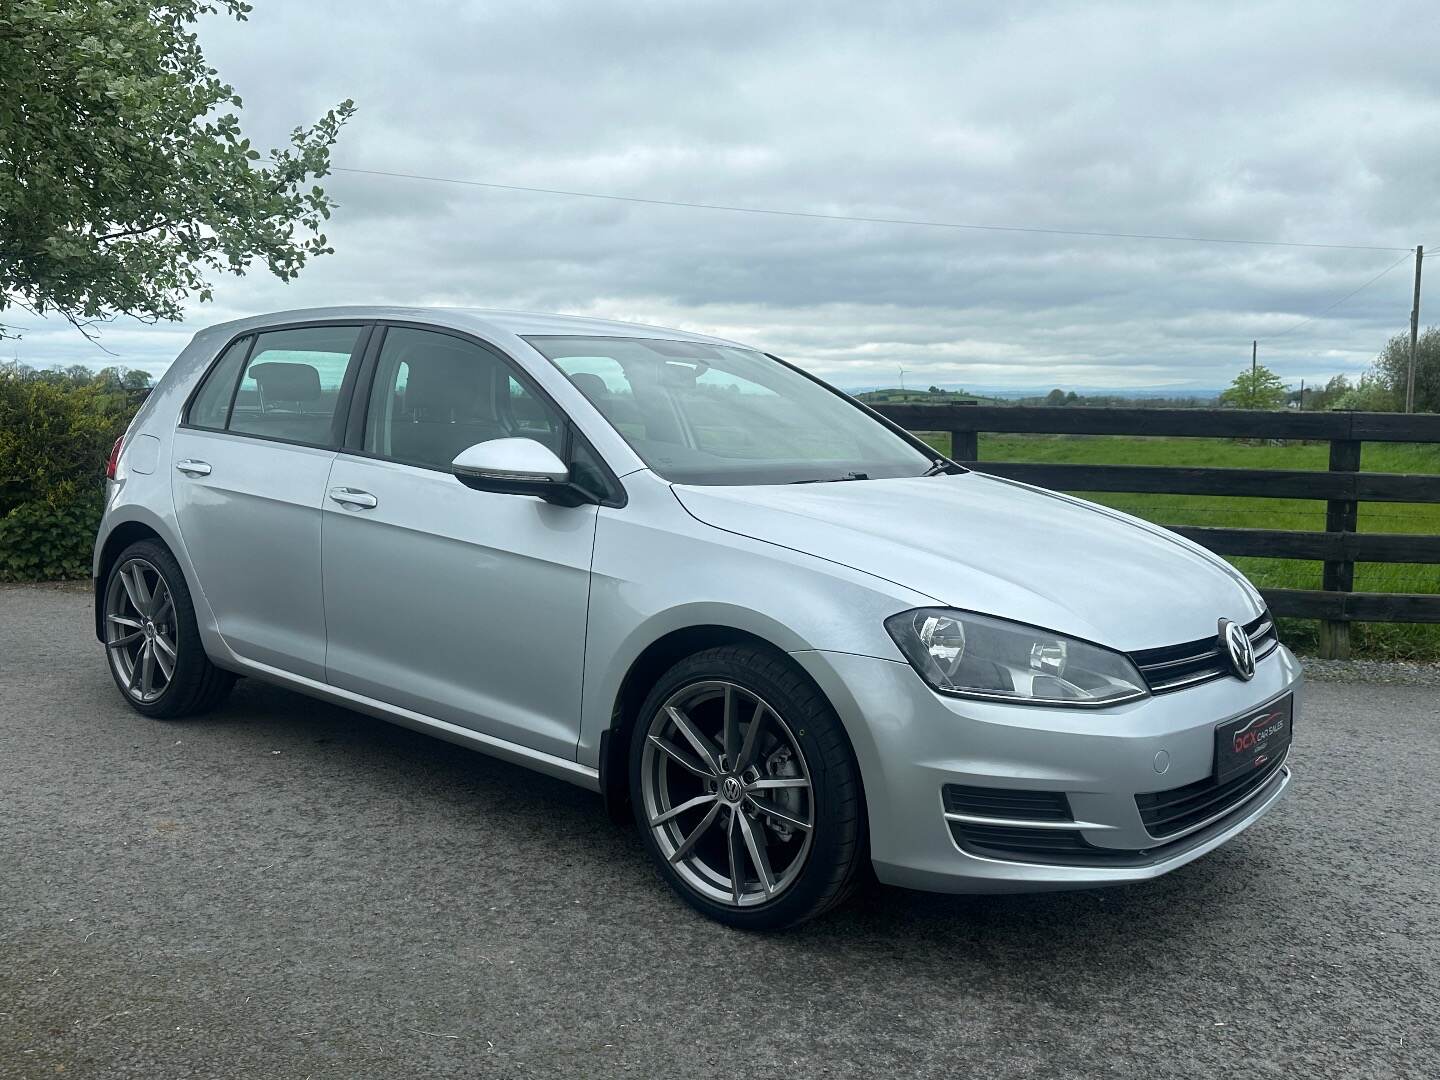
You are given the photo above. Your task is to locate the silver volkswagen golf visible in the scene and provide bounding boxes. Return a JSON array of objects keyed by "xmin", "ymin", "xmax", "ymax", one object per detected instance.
[{"xmin": 94, "ymin": 307, "xmax": 1297, "ymax": 928}]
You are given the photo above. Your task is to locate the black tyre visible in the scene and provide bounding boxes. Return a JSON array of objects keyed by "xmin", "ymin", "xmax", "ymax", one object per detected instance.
[
  {"xmin": 102, "ymin": 539, "xmax": 235, "ymax": 719},
  {"xmin": 629, "ymin": 644, "xmax": 866, "ymax": 930}
]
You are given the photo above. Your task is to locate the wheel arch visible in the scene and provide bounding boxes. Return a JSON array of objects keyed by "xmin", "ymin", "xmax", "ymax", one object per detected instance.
[
  {"xmin": 597, "ymin": 623, "xmax": 862, "ymax": 825},
  {"xmin": 93, "ymin": 518, "xmax": 172, "ymax": 641}
]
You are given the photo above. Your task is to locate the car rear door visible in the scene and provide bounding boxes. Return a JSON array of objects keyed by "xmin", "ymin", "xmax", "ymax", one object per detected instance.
[
  {"xmin": 320, "ymin": 324, "xmax": 598, "ymax": 758},
  {"xmin": 171, "ymin": 323, "xmax": 370, "ymax": 680}
]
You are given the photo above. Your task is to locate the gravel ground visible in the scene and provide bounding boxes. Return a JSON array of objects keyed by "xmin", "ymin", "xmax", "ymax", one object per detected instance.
[
  {"xmin": 2, "ymin": 584, "xmax": 1438, "ymax": 1079},
  {"xmin": 1301, "ymin": 656, "xmax": 1440, "ymax": 685}
]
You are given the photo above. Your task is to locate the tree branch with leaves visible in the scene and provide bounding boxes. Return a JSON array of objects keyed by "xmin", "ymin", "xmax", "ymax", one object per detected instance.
[{"xmin": 0, "ymin": 0, "xmax": 355, "ymax": 341}]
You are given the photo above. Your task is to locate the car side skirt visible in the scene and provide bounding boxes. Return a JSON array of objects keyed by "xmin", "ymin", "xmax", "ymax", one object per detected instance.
[{"xmin": 222, "ymin": 655, "xmax": 602, "ymax": 792}]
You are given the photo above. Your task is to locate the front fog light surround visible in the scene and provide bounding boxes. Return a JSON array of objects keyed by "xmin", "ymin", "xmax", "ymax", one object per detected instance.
[{"xmin": 885, "ymin": 608, "xmax": 1150, "ymax": 707}]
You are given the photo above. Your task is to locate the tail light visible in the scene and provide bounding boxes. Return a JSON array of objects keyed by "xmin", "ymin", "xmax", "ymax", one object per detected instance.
[{"xmin": 105, "ymin": 436, "xmax": 125, "ymax": 480}]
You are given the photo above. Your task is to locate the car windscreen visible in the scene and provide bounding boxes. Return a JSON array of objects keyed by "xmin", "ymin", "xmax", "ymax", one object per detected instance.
[{"xmin": 525, "ymin": 336, "xmax": 933, "ymax": 486}]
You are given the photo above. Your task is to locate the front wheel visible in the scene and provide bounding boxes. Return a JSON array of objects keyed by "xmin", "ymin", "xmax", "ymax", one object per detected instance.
[
  {"xmin": 629, "ymin": 645, "xmax": 867, "ymax": 930},
  {"xmin": 102, "ymin": 540, "xmax": 235, "ymax": 719}
]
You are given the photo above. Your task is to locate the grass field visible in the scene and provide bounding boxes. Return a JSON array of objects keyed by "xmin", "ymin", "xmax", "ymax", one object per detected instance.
[{"xmin": 916, "ymin": 432, "xmax": 1440, "ymax": 660}]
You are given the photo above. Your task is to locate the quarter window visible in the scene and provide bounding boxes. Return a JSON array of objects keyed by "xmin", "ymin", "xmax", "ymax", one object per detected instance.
[
  {"xmin": 186, "ymin": 336, "xmax": 251, "ymax": 430},
  {"xmin": 362, "ymin": 327, "xmax": 565, "ymax": 471},
  {"xmin": 226, "ymin": 326, "xmax": 364, "ymax": 446}
]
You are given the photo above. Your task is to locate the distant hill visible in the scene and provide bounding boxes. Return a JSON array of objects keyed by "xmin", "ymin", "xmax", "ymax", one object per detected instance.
[
  {"xmin": 851, "ymin": 387, "xmax": 1006, "ymax": 406},
  {"xmin": 846, "ymin": 383, "xmax": 1222, "ymax": 400}
]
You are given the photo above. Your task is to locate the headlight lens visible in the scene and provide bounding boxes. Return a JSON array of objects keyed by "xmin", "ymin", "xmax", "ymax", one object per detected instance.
[{"xmin": 884, "ymin": 608, "xmax": 1149, "ymax": 707}]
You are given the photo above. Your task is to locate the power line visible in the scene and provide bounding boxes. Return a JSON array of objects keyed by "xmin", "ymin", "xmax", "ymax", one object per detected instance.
[
  {"xmin": 1262, "ymin": 250, "xmax": 1417, "ymax": 341},
  {"xmin": 331, "ymin": 166, "xmax": 1413, "ymax": 253}
]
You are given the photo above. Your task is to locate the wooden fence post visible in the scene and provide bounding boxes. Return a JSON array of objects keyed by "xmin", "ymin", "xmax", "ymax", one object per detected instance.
[
  {"xmin": 951, "ymin": 428, "xmax": 979, "ymax": 462},
  {"xmin": 1320, "ymin": 439, "xmax": 1361, "ymax": 659}
]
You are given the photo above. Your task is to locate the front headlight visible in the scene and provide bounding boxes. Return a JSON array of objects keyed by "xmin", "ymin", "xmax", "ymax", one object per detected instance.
[{"xmin": 884, "ymin": 608, "xmax": 1149, "ymax": 707}]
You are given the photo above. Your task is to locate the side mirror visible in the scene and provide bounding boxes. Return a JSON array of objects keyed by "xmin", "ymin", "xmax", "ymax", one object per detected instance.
[{"xmin": 451, "ymin": 438, "xmax": 583, "ymax": 504}]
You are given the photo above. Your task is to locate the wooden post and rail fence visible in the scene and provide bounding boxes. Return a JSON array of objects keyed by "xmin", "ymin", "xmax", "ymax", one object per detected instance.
[{"xmin": 870, "ymin": 403, "xmax": 1440, "ymax": 659}]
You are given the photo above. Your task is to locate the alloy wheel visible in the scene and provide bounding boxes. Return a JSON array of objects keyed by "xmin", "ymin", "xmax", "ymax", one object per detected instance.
[
  {"xmin": 640, "ymin": 680, "xmax": 815, "ymax": 908},
  {"xmin": 105, "ymin": 558, "xmax": 178, "ymax": 704}
]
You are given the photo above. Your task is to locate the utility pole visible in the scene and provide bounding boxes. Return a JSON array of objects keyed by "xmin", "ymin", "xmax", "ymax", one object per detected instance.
[
  {"xmin": 1299, "ymin": 378, "xmax": 1305, "ymax": 410},
  {"xmin": 1251, "ymin": 340, "xmax": 1258, "ymax": 408},
  {"xmin": 1406, "ymin": 245, "xmax": 1424, "ymax": 414}
]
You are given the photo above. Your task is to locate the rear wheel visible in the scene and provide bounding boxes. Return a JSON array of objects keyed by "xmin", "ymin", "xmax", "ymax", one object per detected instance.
[
  {"xmin": 103, "ymin": 540, "xmax": 235, "ymax": 719},
  {"xmin": 630, "ymin": 644, "xmax": 866, "ymax": 929}
]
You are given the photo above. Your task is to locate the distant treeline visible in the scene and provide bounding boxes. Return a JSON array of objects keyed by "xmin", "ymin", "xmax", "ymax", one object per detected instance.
[
  {"xmin": 855, "ymin": 387, "xmax": 1218, "ymax": 409},
  {"xmin": 1018, "ymin": 389, "xmax": 1218, "ymax": 409}
]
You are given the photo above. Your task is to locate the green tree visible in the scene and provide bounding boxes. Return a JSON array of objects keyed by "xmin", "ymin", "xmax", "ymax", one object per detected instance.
[
  {"xmin": 1332, "ymin": 372, "xmax": 1399, "ymax": 412},
  {"xmin": 1308, "ymin": 374, "xmax": 1352, "ymax": 411},
  {"xmin": 1219, "ymin": 364, "xmax": 1288, "ymax": 410},
  {"xmin": 0, "ymin": 1, "xmax": 354, "ymax": 340},
  {"xmin": 1043, "ymin": 388, "xmax": 1066, "ymax": 406},
  {"xmin": 1371, "ymin": 327, "xmax": 1440, "ymax": 412}
]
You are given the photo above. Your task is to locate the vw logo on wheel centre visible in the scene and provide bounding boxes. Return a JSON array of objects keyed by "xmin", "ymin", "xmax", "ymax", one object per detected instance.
[{"xmin": 1219, "ymin": 618, "xmax": 1256, "ymax": 681}]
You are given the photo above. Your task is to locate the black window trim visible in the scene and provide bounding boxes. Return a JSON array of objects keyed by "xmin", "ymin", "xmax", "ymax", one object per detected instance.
[
  {"xmin": 336, "ymin": 319, "xmax": 628, "ymax": 509},
  {"xmin": 177, "ymin": 319, "xmax": 375, "ymax": 453}
]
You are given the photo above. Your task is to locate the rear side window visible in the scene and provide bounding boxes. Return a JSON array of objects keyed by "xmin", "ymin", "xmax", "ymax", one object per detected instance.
[
  {"xmin": 186, "ymin": 336, "xmax": 251, "ymax": 430},
  {"xmin": 226, "ymin": 326, "xmax": 364, "ymax": 447}
]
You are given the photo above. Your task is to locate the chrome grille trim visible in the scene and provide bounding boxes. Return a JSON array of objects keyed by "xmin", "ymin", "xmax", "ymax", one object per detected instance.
[
  {"xmin": 1131, "ymin": 611, "xmax": 1279, "ymax": 694},
  {"xmin": 942, "ymin": 811, "xmax": 1117, "ymax": 831},
  {"xmin": 1141, "ymin": 648, "xmax": 1222, "ymax": 673}
]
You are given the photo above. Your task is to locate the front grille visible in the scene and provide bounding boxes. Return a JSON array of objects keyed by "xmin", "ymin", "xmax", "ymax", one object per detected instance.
[
  {"xmin": 1136, "ymin": 748, "xmax": 1289, "ymax": 839},
  {"xmin": 942, "ymin": 784, "xmax": 1072, "ymax": 822},
  {"xmin": 1131, "ymin": 611, "xmax": 1280, "ymax": 694}
]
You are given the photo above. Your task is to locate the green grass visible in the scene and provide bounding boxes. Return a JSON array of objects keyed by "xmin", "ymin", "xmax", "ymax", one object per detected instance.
[{"xmin": 916, "ymin": 432, "xmax": 1440, "ymax": 660}]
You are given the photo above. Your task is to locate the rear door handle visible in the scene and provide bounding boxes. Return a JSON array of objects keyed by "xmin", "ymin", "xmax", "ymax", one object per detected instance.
[
  {"xmin": 328, "ymin": 487, "xmax": 378, "ymax": 510},
  {"xmin": 175, "ymin": 459, "xmax": 212, "ymax": 476}
]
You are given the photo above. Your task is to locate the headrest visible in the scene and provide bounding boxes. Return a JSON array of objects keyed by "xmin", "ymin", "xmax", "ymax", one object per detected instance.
[
  {"xmin": 403, "ymin": 350, "xmax": 491, "ymax": 420},
  {"xmin": 569, "ymin": 372, "xmax": 608, "ymax": 400},
  {"xmin": 249, "ymin": 362, "xmax": 321, "ymax": 402}
]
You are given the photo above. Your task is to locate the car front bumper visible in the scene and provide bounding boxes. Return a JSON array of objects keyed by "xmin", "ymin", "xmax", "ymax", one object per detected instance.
[{"xmin": 790, "ymin": 644, "xmax": 1301, "ymax": 894}]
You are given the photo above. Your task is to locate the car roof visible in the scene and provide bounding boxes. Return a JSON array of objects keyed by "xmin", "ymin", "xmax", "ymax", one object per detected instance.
[{"xmin": 198, "ymin": 306, "xmax": 752, "ymax": 350}]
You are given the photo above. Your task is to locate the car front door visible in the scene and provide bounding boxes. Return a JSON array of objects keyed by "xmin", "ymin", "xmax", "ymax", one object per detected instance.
[
  {"xmin": 320, "ymin": 325, "xmax": 598, "ymax": 759},
  {"xmin": 170, "ymin": 323, "xmax": 369, "ymax": 680}
]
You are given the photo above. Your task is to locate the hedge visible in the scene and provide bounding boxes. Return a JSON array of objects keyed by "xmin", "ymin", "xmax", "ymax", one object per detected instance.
[{"xmin": 0, "ymin": 367, "xmax": 148, "ymax": 581}]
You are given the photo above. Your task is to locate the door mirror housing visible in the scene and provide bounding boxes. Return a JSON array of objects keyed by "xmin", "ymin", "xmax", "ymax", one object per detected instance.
[{"xmin": 451, "ymin": 438, "xmax": 586, "ymax": 504}]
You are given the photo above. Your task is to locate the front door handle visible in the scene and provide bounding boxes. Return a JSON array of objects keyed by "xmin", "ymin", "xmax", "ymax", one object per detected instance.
[
  {"xmin": 175, "ymin": 459, "xmax": 212, "ymax": 477},
  {"xmin": 328, "ymin": 486, "xmax": 378, "ymax": 510}
]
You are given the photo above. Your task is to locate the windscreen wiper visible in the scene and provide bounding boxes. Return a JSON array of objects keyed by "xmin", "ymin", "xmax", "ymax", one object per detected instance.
[
  {"xmin": 791, "ymin": 472, "xmax": 871, "ymax": 484},
  {"xmin": 922, "ymin": 459, "xmax": 965, "ymax": 476}
]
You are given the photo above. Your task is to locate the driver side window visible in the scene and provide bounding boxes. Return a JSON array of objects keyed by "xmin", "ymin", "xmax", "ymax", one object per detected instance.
[{"xmin": 363, "ymin": 327, "xmax": 563, "ymax": 470}]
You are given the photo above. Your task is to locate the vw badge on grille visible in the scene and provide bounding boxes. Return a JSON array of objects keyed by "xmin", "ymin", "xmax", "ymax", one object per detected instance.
[{"xmin": 1219, "ymin": 618, "xmax": 1255, "ymax": 681}]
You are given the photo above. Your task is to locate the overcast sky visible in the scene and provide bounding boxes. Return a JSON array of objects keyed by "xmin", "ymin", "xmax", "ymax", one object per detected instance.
[{"xmin": 11, "ymin": 0, "xmax": 1440, "ymax": 390}]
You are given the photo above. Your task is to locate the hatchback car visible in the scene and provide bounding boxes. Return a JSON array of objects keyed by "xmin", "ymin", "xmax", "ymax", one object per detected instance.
[{"xmin": 95, "ymin": 307, "xmax": 1297, "ymax": 928}]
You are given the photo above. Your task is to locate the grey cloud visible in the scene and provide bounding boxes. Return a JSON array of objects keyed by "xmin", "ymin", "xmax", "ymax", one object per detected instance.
[{"xmin": 11, "ymin": 0, "xmax": 1439, "ymax": 390}]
